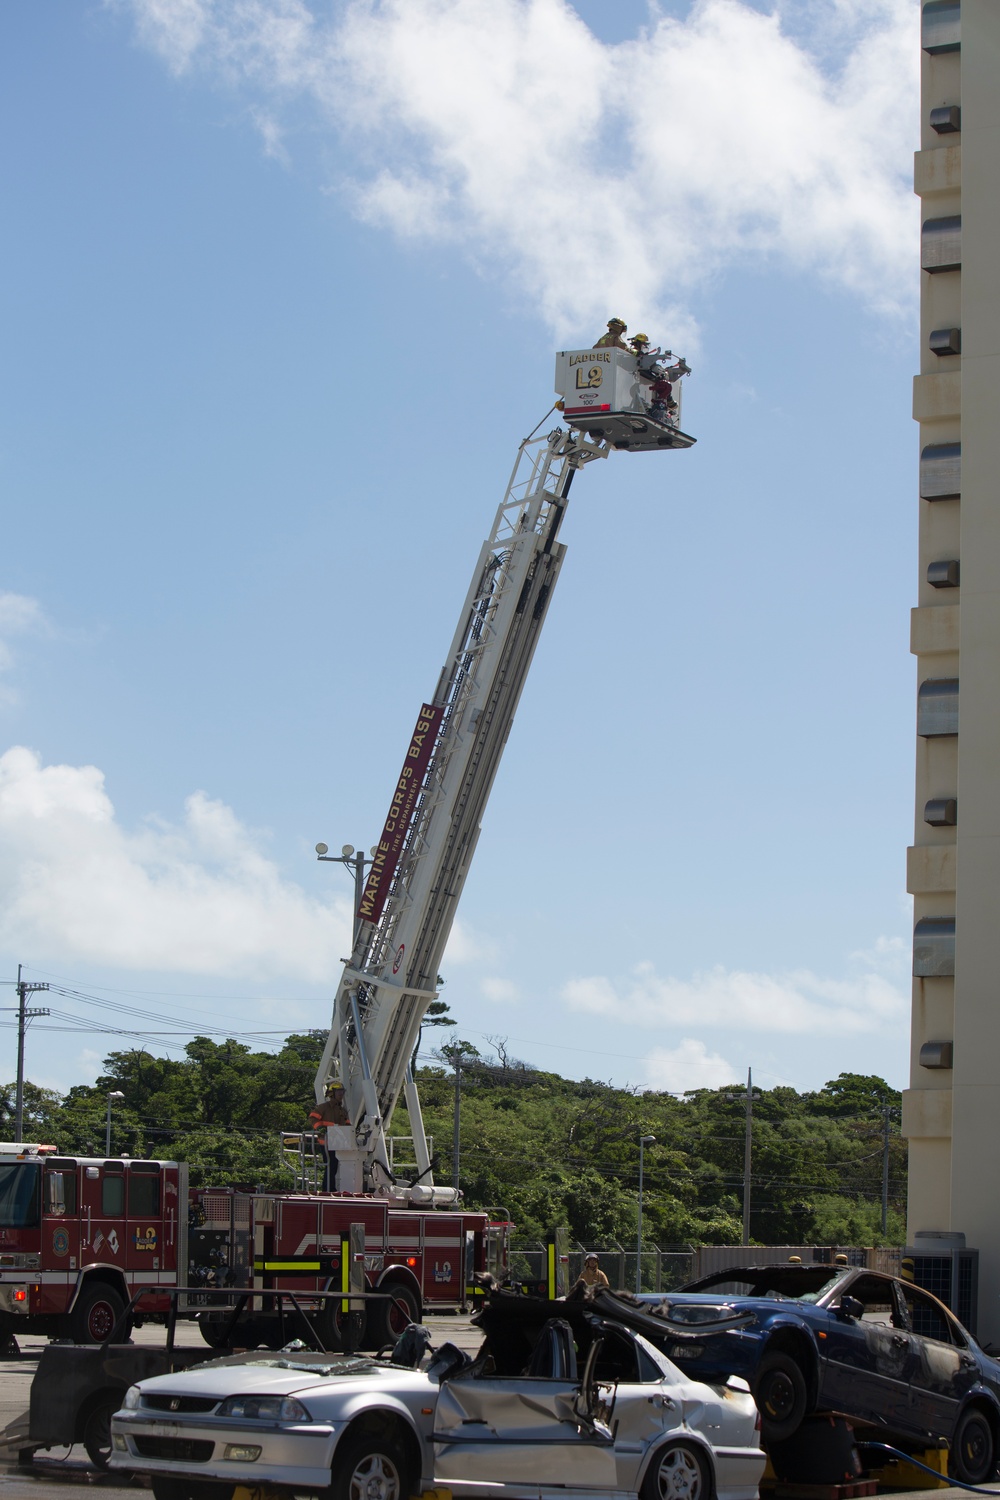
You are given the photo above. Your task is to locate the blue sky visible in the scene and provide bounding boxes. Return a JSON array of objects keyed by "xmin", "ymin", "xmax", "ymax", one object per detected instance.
[{"xmin": 1, "ymin": 0, "xmax": 920, "ymax": 1100}]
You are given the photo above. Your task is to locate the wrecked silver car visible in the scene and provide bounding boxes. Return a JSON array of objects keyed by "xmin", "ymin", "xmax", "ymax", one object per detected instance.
[{"xmin": 110, "ymin": 1290, "xmax": 765, "ymax": 1500}]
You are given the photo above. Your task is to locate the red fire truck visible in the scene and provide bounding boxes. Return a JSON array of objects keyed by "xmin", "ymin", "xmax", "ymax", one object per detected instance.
[
  {"xmin": 0, "ymin": 1144, "xmax": 508, "ymax": 1348},
  {"xmin": 0, "ymin": 1144, "xmax": 186, "ymax": 1344},
  {"xmin": 189, "ymin": 1187, "xmax": 509, "ymax": 1350}
]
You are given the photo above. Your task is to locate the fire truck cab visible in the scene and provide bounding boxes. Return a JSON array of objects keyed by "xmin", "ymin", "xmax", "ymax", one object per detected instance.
[{"xmin": 0, "ymin": 1143, "xmax": 186, "ymax": 1344}]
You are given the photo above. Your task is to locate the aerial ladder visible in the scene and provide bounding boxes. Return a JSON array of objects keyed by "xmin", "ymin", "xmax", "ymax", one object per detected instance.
[{"xmin": 314, "ymin": 336, "xmax": 694, "ymax": 1203}]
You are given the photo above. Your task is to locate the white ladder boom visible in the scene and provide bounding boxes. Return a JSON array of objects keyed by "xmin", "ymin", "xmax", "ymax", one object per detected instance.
[{"xmin": 315, "ymin": 426, "xmax": 607, "ymax": 1195}]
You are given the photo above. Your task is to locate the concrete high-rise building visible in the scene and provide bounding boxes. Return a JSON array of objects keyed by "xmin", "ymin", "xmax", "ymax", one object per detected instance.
[{"xmin": 904, "ymin": 1, "xmax": 1000, "ymax": 1343}]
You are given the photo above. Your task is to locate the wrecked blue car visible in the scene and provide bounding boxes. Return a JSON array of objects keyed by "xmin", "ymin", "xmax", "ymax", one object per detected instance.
[{"xmin": 592, "ymin": 1263, "xmax": 1000, "ymax": 1484}]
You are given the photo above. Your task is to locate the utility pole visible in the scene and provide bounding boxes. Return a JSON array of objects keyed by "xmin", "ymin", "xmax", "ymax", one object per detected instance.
[
  {"xmin": 637, "ymin": 1133, "xmax": 656, "ymax": 1293},
  {"xmin": 10, "ymin": 966, "xmax": 50, "ymax": 1142},
  {"xmin": 743, "ymin": 1069, "xmax": 754, "ymax": 1246},
  {"xmin": 727, "ymin": 1068, "xmax": 759, "ymax": 1247},
  {"xmin": 881, "ymin": 1105, "xmax": 891, "ymax": 1236}
]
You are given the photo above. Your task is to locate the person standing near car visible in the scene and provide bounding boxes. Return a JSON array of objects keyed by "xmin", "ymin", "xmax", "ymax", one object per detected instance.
[{"xmin": 571, "ymin": 1252, "xmax": 610, "ymax": 1293}]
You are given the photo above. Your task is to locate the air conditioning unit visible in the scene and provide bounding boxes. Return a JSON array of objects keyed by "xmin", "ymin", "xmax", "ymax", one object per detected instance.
[{"xmin": 906, "ymin": 1231, "xmax": 979, "ymax": 1335}]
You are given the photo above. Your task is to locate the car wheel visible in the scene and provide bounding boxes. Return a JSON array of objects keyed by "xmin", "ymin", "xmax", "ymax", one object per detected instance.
[
  {"xmin": 82, "ymin": 1394, "xmax": 120, "ymax": 1469},
  {"xmin": 367, "ymin": 1284, "xmax": 420, "ymax": 1348},
  {"xmin": 952, "ymin": 1408, "xmax": 996, "ymax": 1485},
  {"xmin": 150, "ymin": 1481, "xmax": 234, "ymax": 1500},
  {"xmin": 641, "ymin": 1441, "xmax": 710, "ymax": 1500},
  {"xmin": 754, "ymin": 1352, "xmax": 809, "ymax": 1440},
  {"xmin": 70, "ymin": 1284, "xmax": 126, "ymax": 1345},
  {"xmin": 331, "ymin": 1433, "xmax": 411, "ymax": 1500}
]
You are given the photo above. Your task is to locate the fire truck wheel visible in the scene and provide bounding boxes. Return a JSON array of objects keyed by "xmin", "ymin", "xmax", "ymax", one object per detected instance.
[
  {"xmin": 81, "ymin": 1392, "xmax": 120, "ymax": 1469},
  {"xmin": 329, "ymin": 1432, "xmax": 412, "ymax": 1500},
  {"xmin": 197, "ymin": 1314, "xmax": 231, "ymax": 1349},
  {"xmin": 71, "ymin": 1283, "xmax": 126, "ymax": 1345},
  {"xmin": 368, "ymin": 1284, "xmax": 419, "ymax": 1348},
  {"xmin": 317, "ymin": 1302, "xmax": 367, "ymax": 1353}
]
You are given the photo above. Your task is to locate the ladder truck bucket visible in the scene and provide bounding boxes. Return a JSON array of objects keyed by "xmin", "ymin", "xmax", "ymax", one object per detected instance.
[{"xmin": 554, "ymin": 347, "xmax": 696, "ymax": 451}]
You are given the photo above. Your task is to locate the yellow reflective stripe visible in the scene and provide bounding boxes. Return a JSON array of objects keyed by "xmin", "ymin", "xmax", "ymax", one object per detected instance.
[
  {"xmin": 341, "ymin": 1235, "xmax": 350, "ymax": 1315},
  {"xmin": 254, "ymin": 1260, "xmax": 322, "ymax": 1271}
]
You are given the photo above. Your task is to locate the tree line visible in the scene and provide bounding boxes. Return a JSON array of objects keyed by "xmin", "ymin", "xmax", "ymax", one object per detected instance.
[{"xmin": 2, "ymin": 1033, "xmax": 906, "ymax": 1248}]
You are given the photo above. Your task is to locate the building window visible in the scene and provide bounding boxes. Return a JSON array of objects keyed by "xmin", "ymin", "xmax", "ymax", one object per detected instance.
[
  {"xmin": 924, "ymin": 796, "xmax": 957, "ymax": 826},
  {"xmin": 920, "ymin": 1040, "xmax": 954, "ymax": 1069},
  {"xmin": 927, "ymin": 559, "xmax": 960, "ymax": 588},
  {"xmin": 920, "ymin": 443, "xmax": 961, "ymax": 500},
  {"xmin": 922, "ymin": 0, "xmax": 960, "ymax": 54},
  {"xmin": 929, "ymin": 327, "xmax": 961, "ymax": 357},
  {"xmin": 914, "ymin": 917, "xmax": 956, "ymax": 977},
  {"xmin": 922, "ymin": 216, "xmax": 962, "ymax": 273},
  {"xmin": 918, "ymin": 679, "xmax": 959, "ymax": 736},
  {"xmin": 929, "ymin": 105, "xmax": 961, "ymax": 134}
]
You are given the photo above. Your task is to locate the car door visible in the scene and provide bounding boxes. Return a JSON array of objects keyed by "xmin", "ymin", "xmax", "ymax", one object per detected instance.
[
  {"xmin": 897, "ymin": 1282, "xmax": 978, "ymax": 1438},
  {"xmin": 820, "ymin": 1274, "xmax": 912, "ymax": 1430},
  {"xmin": 432, "ymin": 1320, "xmax": 617, "ymax": 1488}
]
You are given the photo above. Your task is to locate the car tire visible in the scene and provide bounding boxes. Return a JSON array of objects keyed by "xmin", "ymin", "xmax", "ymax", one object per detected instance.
[
  {"xmin": 366, "ymin": 1284, "xmax": 420, "ymax": 1348},
  {"xmin": 330, "ymin": 1432, "xmax": 412, "ymax": 1500},
  {"xmin": 754, "ymin": 1352, "xmax": 809, "ymax": 1440},
  {"xmin": 150, "ymin": 1481, "xmax": 235, "ymax": 1500},
  {"xmin": 82, "ymin": 1393, "xmax": 120, "ymax": 1469},
  {"xmin": 641, "ymin": 1441, "xmax": 710, "ymax": 1500},
  {"xmin": 952, "ymin": 1407, "xmax": 996, "ymax": 1485},
  {"xmin": 70, "ymin": 1284, "xmax": 126, "ymax": 1345}
]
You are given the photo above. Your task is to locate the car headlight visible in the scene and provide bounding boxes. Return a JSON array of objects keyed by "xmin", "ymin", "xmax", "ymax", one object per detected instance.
[
  {"xmin": 217, "ymin": 1395, "xmax": 311, "ymax": 1422},
  {"xmin": 122, "ymin": 1386, "xmax": 142, "ymax": 1410}
]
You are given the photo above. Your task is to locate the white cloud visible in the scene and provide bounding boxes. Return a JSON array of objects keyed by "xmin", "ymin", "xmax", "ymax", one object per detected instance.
[
  {"xmin": 644, "ymin": 1037, "xmax": 737, "ymax": 1092},
  {"xmin": 0, "ymin": 746, "xmax": 352, "ymax": 981},
  {"xmin": 442, "ymin": 917, "xmax": 497, "ymax": 966},
  {"xmin": 562, "ymin": 952, "xmax": 908, "ymax": 1036},
  {"xmin": 0, "ymin": 593, "xmax": 50, "ymax": 702},
  {"xmin": 117, "ymin": 0, "xmax": 919, "ymax": 339},
  {"xmin": 481, "ymin": 976, "xmax": 519, "ymax": 1004}
]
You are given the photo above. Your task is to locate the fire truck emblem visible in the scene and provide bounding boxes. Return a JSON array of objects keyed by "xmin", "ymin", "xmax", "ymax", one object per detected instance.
[
  {"xmin": 52, "ymin": 1229, "xmax": 69, "ymax": 1257},
  {"xmin": 134, "ymin": 1225, "xmax": 158, "ymax": 1252},
  {"xmin": 108, "ymin": 1230, "xmax": 119, "ymax": 1256},
  {"xmin": 432, "ymin": 1260, "xmax": 453, "ymax": 1282}
]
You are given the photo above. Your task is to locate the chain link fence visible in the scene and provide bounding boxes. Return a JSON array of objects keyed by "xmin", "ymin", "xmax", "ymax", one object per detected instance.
[{"xmin": 509, "ymin": 1240, "xmax": 903, "ymax": 1295}]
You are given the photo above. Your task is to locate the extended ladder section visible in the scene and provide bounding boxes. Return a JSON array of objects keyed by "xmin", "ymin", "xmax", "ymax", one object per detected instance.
[
  {"xmin": 316, "ymin": 342, "xmax": 694, "ymax": 1203},
  {"xmin": 315, "ymin": 427, "xmax": 606, "ymax": 1198}
]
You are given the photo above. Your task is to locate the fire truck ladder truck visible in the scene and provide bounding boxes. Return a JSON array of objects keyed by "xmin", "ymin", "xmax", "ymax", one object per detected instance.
[{"xmin": 315, "ymin": 342, "xmax": 694, "ymax": 1204}]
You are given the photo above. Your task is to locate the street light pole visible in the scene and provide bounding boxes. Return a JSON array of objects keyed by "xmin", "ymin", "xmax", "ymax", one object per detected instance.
[
  {"xmin": 637, "ymin": 1133, "xmax": 656, "ymax": 1293},
  {"xmin": 315, "ymin": 843, "xmax": 373, "ymax": 944},
  {"xmin": 106, "ymin": 1092, "xmax": 125, "ymax": 1156}
]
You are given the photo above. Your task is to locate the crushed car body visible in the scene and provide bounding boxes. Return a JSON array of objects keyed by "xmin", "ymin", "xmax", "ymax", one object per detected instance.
[
  {"xmin": 110, "ymin": 1287, "xmax": 765, "ymax": 1500},
  {"xmin": 603, "ymin": 1264, "xmax": 1000, "ymax": 1484}
]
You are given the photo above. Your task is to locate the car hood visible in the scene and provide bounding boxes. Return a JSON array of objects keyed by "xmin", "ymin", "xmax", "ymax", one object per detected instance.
[
  {"xmin": 591, "ymin": 1288, "xmax": 759, "ymax": 1337},
  {"xmin": 134, "ymin": 1356, "xmax": 435, "ymax": 1402}
]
